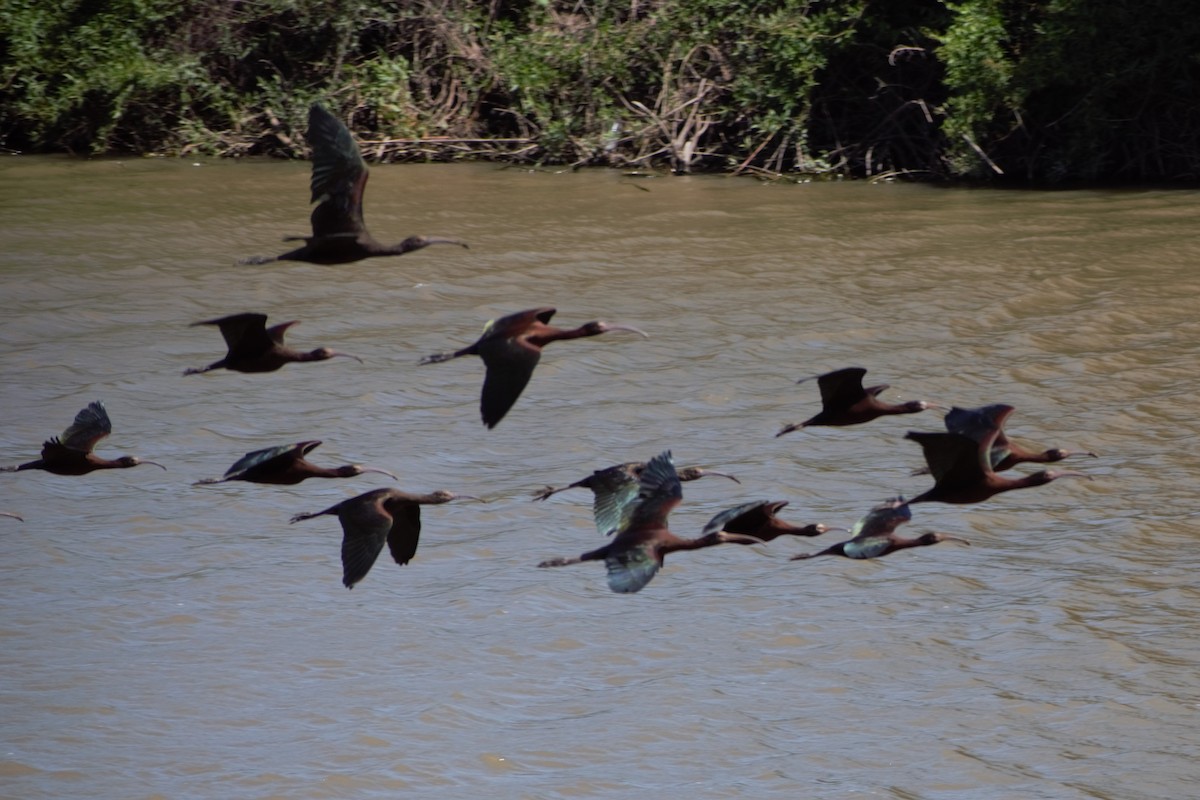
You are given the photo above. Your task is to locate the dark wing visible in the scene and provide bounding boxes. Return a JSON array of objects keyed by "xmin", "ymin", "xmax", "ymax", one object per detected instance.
[
  {"xmin": 840, "ymin": 535, "xmax": 892, "ymax": 559},
  {"xmin": 587, "ymin": 464, "xmax": 643, "ymax": 536},
  {"xmin": 944, "ymin": 404, "xmax": 1016, "ymax": 470},
  {"xmin": 306, "ymin": 104, "xmax": 368, "ymax": 237},
  {"xmin": 224, "ymin": 441, "xmax": 317, "ymax": 479},
  {"xmin": 59, "ymin": 401, "xmax": 112, "ymax": 453},
  {"xmin": 338, "ymin": 491, "xmax": 395, "ymax": 588},
  {"xmin": 385, "ymin": 502, "xmax": 422, "ymax": 566},
  {"xmin": 627, "ymin": 451, "xmax": 682, "ymax": 528},
  {"xmin": 906, "ymin": 431, "xmax": 991, "ymax": 490},
  {"xmin": 265, "ymin": 320, "xmax": 299, "ymax": 346},
  {"xmin": 944, "ymin": 404, "xmax": 1014, "ymax": 441},
  {"xmin": 701, "ymin": 500, "xmax": 773, "ymax": 536},
  {"xmin": 813, "ymin": 367, "xmax": 869, "ymax": 409},
  {"xmin": 849, "ymin": 499, "xmax": 912, "ymax": 539},
  {"xmin": 605, "ymin": 544, "xmax": 661, "ymax": 593},
  {"xmin": 194, "ymin": 313, "xmax": 272, "ymax": 355},
  {"xmin": 477, "ymin": 337, "xmax": 541, "ymax": 428},
  {"xmin": 479, "ymin": 307, "xmax": 556, "ymax": 341},
  {"xmin": 39, "ymin": 438, "xmax": 78, "ymax": 461}
]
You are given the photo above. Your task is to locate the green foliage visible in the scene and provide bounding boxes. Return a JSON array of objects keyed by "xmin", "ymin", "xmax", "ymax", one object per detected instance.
[
  {"xmin": 936, "ymin": 0, "xmax": 1020, "ymax": 175},
  {"xmin": 1, "ymin": 0, "xmax": 1198, "ymax": 180}
]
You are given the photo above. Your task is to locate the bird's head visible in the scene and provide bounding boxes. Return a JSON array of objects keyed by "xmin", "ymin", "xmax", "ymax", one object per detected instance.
[
  {"xmin": 1046, "ymin": 448, "xmax": 1098, "ymax": 462},
  {"xmin": 121, "ymin": 456, "xmax": 166, "ymax": 470},
  {"xmin": 430, "ymin": 490, "xmax": 484, "ymax": 504},
  {"xmin": 585, "ymin": 321, "xmax": 650, "ymax": 338},
  {"xmin": 676, "ymin": 467, "xmax": 740, "ymax": 484},
  {"xmin": 337, "ymin": 465, "xmax": 398, "ymax": 480},
  {"xmin": 919, "ymin": 532, "xmax": 970, "ymax": 546},
  {"xmin": 311, "ymin": 348, "xmax": 363, "ymax": 364},
  {"xmin": 1037, "ymin": 469, "xmax": 1094, "ymax": 485}
]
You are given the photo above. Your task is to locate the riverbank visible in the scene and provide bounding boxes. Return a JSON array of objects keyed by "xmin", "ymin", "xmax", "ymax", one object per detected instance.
[{"xmin": 4, "ymin": 0, "xmax": 1198, "ymax": 183}]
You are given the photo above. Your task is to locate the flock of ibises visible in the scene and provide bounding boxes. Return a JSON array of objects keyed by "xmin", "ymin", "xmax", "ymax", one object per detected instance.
[{"xmin": 1, "ymin": 105, "xmax": 1097, "ymax": 594}]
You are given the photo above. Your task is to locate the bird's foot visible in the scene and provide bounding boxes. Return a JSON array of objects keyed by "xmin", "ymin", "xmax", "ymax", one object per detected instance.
[{"xmin": 418, "ymin": 352, "xmax": 455, "ymax": 365}]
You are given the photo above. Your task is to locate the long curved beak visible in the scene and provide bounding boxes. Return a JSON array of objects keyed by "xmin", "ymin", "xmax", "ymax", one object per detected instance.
[
  {"xmin": 603, "ymin": 323, "xmax": 650, "ymax": 338},
  {"xmin": 360, "ymin": 467, "xmax": 399, "ymax": 480},
  {"xmin": 452, "ymin": 494, "xmax": 486, "ymax": 503},
  {"xmin": 704, "ymin": 470, "xmax": 740, "ymax": 484},
  {"xmin": 718, "ymin": 532, "xmax": 767, "ymax": 545},
  {"xmin": 142, "ymin": 460, "xmax": 168, "ymax": 470},
  {"xmin": 0, "ymin": 511, "xmax": 23, "ymax": 521},
  {"xmin": 331, "ymin": 351, "xmax": 364, "ymax": 364},
  {"xmin": 428, "ymin": 237, "xmax": 469, "ymax": 249}
]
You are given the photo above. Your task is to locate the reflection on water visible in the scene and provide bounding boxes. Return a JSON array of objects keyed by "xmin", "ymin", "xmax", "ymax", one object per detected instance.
[{"xmin": 1, "ymin": 157, "xmax": 1197, "ymax": 798}]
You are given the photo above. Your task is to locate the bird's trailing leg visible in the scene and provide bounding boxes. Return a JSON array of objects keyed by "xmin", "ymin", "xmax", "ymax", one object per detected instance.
[
  {"xmin": 418, "ymin": 346, "xmax": 476, "ymax": 365},
  {"xmin": 183, "ymin": 363, "xmax": 222, "ymax": 376}
]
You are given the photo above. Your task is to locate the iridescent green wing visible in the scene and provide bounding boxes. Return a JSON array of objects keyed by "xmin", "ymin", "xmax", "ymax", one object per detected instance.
[
  {"xmin": 605, "ymin": 544, "xmax": 660, "ymax": 593},
  {"xmin": 627, "ymin": 451, "xmax": 682, "ymax": 528},
  {"xmin": 841, "ymin": 535, "xmax": 891, "ymax": 559},
  {"xmin": 589, "ymin": 464, "xmax": 643, "ymax": 536},
  {"xmin": 223, "ymin": 441, "xmax": 315, "ymax": 479}
]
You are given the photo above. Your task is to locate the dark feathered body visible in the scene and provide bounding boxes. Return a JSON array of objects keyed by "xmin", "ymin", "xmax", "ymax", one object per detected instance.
[
  {"xmin": 532, "ymin": 460, "xmax": 738, "ymax": 536},
  {"xmin": 943, "ymin": 404, "xmax": 1096, "ymax": 472},
  {"xmin": 420, "ymin": 307, "xmax": 647, "ymax": 428},
  {"xmin": 792, "ymin": 497, "xmax": 968, "ymax": 560},
  {"xmin": 241, "ymin": 105, "xmax": 467, "ymax": 265},
  {"xmin": 906, "ymin": 426, "xmax": 1090, "ymax": 505},
  {"xmin": 1, "ymin": 401, "xmax": 164, "ymax": 476},
  {"xmin": 290, "ymin": 487, "xmax": 463, "ymax": 588},
  {"xmin": 537, "ymin": 451, "xmax": 759, "ymax": 593},
  {"xmin": 196, "ymin": 441, "xmax": 396, "ymax": 486},
  {"xmin": 184, "ymin": 312, "xmax": 361, "ymax": 375},
  {"xmin": 703, "ymin": 500, "xmax": 830, "ymax": 542},
  {"xmin": 777, "ymin": 367, "xmax": 939, "ymax": 436}
]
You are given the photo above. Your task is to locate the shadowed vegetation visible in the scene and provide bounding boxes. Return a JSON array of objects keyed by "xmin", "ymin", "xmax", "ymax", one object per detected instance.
[{"xmin": 2, "ymin": 0, "xmax": 1197, "ymax": 182}]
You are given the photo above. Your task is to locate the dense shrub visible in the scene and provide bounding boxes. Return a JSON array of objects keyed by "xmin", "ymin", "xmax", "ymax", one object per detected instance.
[{"xmin": 1, "ymin": 0, "xmax": 1196, "ymax": 181}]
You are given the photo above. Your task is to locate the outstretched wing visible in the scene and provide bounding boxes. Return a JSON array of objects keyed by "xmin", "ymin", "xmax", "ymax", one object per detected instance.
[
  {"xmin": 338, "ymin": 491, "xmax": 394, "ymax": 588},
  {"xmin": 605, "ymin": 544, "xmax": 660, "ymax": 593},
  {"xmin": 385, "ymin": 503, "xmax": 423, "ymax": 567},
  {"xmin": 587, "ymin": 464, "xmax": 643, "ymax": 536},
  {"xmin": 477, "ymin": 339, "xmax": 541, "ymax": 428},
  {"xmin": 194, "ymin": 313, "xmax": 272, "ymax": 356},
  {"xmin": 626, "ymin": 451, "xmax": 682, "ymax": 528},
  {"xmin": 849, "ymin": 498, "xmax": 912, "ymax": 539},
  {"xmin": 841, "ymin": 535, "xmax": 892, "ymax": 559},
  {"xmin": 701, "ymin": 499, "xmax": 772, "ymax": 536},
  {"xmin": 306, "ymin": 104, "xmax": 369, "ymax": 237},
  {"xmin": 817, "ymin": 367, "xmax": 870, "ymax": 409},
  {"xmin": 906, "ymin": 431, "xmax": 991, "ymax": 489},
  {"xmin": 224, "ymin": 441, "xmax": 317, "ymax": 479},
  {"xmin": 59, "ymin": 401, "xmax": 112, "ymax": 453}
]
